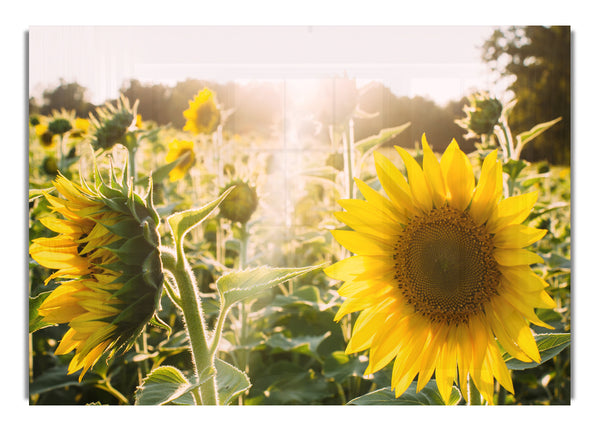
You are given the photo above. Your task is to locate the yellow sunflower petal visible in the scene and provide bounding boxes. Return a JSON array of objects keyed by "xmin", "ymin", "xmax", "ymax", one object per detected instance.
[
  {"xmin": 440, "ymin": 139, "xmax": 474, "ymax": 211},
  {"xmin": 324, "ymin": 255, "xmax": 392, "ymax": 282},
  {"xmin": 354, "ymin": 178, "xmax": 408, "ymax": 225},
  {"xmin": 346, "ymin": 299, "xmax": 396, "ymax": 354},
  {"xmin": 494, "ymin": 225, "xmax": 547, "ymax": 249},
  {"xmin": 487, "ymin": 191, "xmax": 538, "ymax": 233},
  {"xmin": 420, "ymin": 134, "xmax": 446, "ymax": 208},
  {"xmin": 396, "ymin": 145, "xmax": 433, "ymax": 212},
  {"xmin": 470, "ymin": 150, "xmax": 501, "ymax": 225},
  {"xmin": 331, "ymin": 230, "xmax": 395, "ymax": 256},
  {"xmin": 373, "ymin": 151, "xmax": 419, "ymax": 215},
  {"xmin": 494, "ymin": 248, "xmax": 544, "ymax": 266},
  {"xmin": 435, "ymin": 325, "xmax": 458, "ymax": 404}
]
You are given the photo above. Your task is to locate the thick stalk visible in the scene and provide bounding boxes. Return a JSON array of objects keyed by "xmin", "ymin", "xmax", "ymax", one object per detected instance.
[
  {"xmin": 342, "ymin": 121, "xmax": 355, "ymax": 200},
  {"xmin": 166, "ymin": 244, "xmax": 219, "ymax": 405},
  {"xmin": 236, "ymin": 223, "xmax": 250, "ymax": 405}
]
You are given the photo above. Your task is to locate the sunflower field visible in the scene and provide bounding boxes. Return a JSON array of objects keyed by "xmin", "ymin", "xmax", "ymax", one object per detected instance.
[{"xmin": 28, "ymin": 83, "xmax": 570, "ymax": 406}]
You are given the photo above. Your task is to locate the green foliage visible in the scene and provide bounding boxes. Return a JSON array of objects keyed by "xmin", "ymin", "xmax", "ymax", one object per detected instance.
[
  {"xmin": 348, "ymin": 381, "xmax": 462, "ymax": 405},
  {"xmin": 216, "ymin": 264, "xmax": 326, "ymax": 312},
  {"xmin": 29, "ymin": 68, "xmax": 570, "ymax": 405},
  {"xmin": 482, "ymin": 26, "xmax": 570, "ymax": 163}
]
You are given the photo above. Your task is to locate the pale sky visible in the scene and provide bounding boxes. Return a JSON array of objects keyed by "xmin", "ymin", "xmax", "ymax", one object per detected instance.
[{"xmin": 29, "ymin": 26, "xmax": 500, "ymax": 106}]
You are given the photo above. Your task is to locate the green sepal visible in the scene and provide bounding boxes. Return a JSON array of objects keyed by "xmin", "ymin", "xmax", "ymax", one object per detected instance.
[
  {"xmin": 109, "ymin": 273, "xmax": 145, "ymax": 300},
  {"xmin": 103, "ymin": 235, "xmax": 152, "ymax": 265},
  {"xmin": 29, "ymin": 291, "xmax": 54, "ymax": 333},
  {"xmin": 143, "ymin": 249, "xmax": 165, "ymax": 292},
  {"xmin": 149, "ymin": 313, "xmax": 172, "ymax": 338},
  {"xmin": 141, "ymin": 218, "xmax": 160, "ymax": 248},
  {"xmin": 143, "ymin": 176, "xmax": 160, "ymax": 226},
  {"xmin": 100, "ymin": 195, "xmax": 130, "ymax": 215},
  {"xmin": 98, "ymin": 218, "xmax": 142, "ymax": 239}
]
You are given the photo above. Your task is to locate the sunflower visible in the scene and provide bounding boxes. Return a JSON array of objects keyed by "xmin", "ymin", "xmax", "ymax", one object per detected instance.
[
  {"xmin": 325, "ymin": 134, "xmax": 555, "ymax": 404},
  {"xmin": 182, "ymin": 88, "xmax": 221, "ymax": 135},
  {"xmin": 89, "ymin": 95, "xmax": 136, "ymax": 151},
  {"xmin": 165, "ymin": 139, "xmax": 196, "ymax": 181},
  {"xmin": 29, "ymin": 171, "xmax": 163, "ymax": 380}
]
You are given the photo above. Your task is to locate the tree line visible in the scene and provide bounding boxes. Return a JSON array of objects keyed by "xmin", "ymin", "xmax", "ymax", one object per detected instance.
[{"xmin": 29, "ymin": 26, "xmax": 570, "ymax": 164}]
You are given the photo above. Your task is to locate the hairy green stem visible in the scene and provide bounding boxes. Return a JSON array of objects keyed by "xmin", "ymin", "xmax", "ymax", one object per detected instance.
[{"xmin": 162, "ymin": 244, "xmax": 218, "ymax": 405}]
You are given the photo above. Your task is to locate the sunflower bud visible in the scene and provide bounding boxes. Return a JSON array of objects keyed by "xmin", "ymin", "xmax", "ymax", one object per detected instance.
[
  {"xmin": 29, "ymin": 169, "xmax": 163, "ymax": 380},
  {"xmin": 218, "ymin": 180, "xmax": 258, "ymax": 225},
  {"xmin": 42, "ymin": 156, "xmax": 58, "ymax": 176},
  {"xmin": 90, "ymin": 95, "xmax": 136, "ymax": 151},
  {"xmin": 458, "ymin": 92, "xmax": 503, "ymax": 136},
  {"xmin": 48, "ymin": 118, "xmax": 73, "ymax": 135}
]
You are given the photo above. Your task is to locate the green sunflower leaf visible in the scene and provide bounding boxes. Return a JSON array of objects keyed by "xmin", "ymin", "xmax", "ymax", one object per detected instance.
[
  {"xmin": 29, "ymin": 187, "xmax": 54, "ymax": 202},
  {"xmin": 167, "ymin": 187, "xmax": 233, "ymax": 248},
  {"xmin": 504, "ymin": 333, "xmax": 570, "ymax": 370},
  {"xmin": 29, "ymin": 365, "xmax": 85, "ymax": 395},
  {"xmin": 29, "ymin": 291, "xmax": 53, "ymax": 333},
  {"xmin": 323, "ymin": 351, "xmax": 368, "ymax": 383},
  {"xmin": 516, "ymin": 117, "xmax": 562, "ymax": 148},
  {"xmin": 214, "ymin": 358, "xmax": 251, "ymax": 405},
  {"xmin": 135, "ymin": 365, "xmax": 194, "ymax": 405},
  {"xmin": 265, "ymin": 332, "xmax": 331, "ymax": 361},
  {"xmin": 216, "ymin": 264, "xmax": 326, "ymax": 312},
  {"xmin": 348, "ymin": 381, "xmax": 461, "ymax": 405},
  {"xmin": 134, "ymin": 155, "xmax": 187, "ymax": 186},
  {"xmin": 353, "ymin": 122, "xmax": 411, "ymax": 154}
]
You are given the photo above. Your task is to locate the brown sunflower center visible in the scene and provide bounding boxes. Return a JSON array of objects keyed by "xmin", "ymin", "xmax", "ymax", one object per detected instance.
[{"xmin": 393, "ymin": 206, "xmax": 500, "ymax": 325}]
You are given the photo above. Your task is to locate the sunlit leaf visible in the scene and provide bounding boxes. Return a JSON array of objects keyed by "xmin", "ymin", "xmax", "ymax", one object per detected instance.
[
  {"xmin": 29, "ymin": 366, "xmax": 85, "ymax": 395},
  {"xmin": 135, "ymin": 365, "xmax": 194, "ymax": 405},
  {"xmin": 134, "ymin": 155, "xmax": 188, "ymax": 186},
  {"xmin": 323, "ymin": 351, "xmax": 368, "ymax": 383},
  {"xmin": 348, "ymin": 381, "xmax": 461, "ymax": 405},
  {"xmin": 29, "ymin": 291, "xmax": 53, "ymax": 333},
  {"xmin": 216, "ymin": 264, "xmax": 326, "ymax": 311},
  {"xmin": 265, "ymin": 331, "xmax": 331, "ymax": 360},
  {"xmin": 516, "ymin": 117, "xmax": 562, "ymax": 147},
  {"xmin": 214, "ymin": 358, "xmax": 251, "ymax": 405},
  {"xmin": 29, "ymin": 187, "xmax": 54, "ymax": 202},
  {"xmin": 167, "ymin": 187, "xmax": 233, "ymax": 246},
  {"xmin": 503, "ymin": 333, "xmax": 570, "ymax": 370},
  {"xmin": 353, "ymin": 122, "xmax": 411, "ymax": 153}
]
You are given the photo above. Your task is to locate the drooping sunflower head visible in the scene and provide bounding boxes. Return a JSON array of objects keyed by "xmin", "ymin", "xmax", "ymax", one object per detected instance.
[
  {"xmin": 89, "ymin": 95, "xmax": 137, "ymax": 151},
  {"xmin": 457, "ymin": 92, "xmax": 503, "ymax": 136},
  {"xmin": 165, "ymin": 139, "xmax": 196, "ymax": 182},
  {"xmin": 29, "ymin": 167, "xmax": 163, "ymax": 380},
  {"xmin": 182, "ymin": 88, "xmax": 221, "ymax": 135},
  {"xmin": 47, "ymin": 109, "xmax": 75, "ymax": 136},
  {"xmin": 325, "ymin": 134, "xmax": 556, "ymax": 404},
  {"xmin": 218, "ymin": 180, "xmax": 258, "ymax": 225}
]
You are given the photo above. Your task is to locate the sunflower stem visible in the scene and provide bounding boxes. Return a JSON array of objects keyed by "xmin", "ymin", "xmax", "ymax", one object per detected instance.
[
  {"xmin": 342, "ymin": 120, "xmax": 355, "ymax": 199},
  {"xmin": 236, "ymin": 223, "xmax": 251, "ymax": 404},
  {"xmin": 166, "ymin": 243, "xmax": 219, "ymax": 405}
]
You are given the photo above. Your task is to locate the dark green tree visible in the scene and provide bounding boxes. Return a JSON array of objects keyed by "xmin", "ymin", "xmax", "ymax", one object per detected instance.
[
  {"xmin": 40, "ymin": 79, "xmax": 94, "ymax": 118},
  {"xmin": 482, "ymin": 26, "xmax": 570, "ymax": 164}
]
